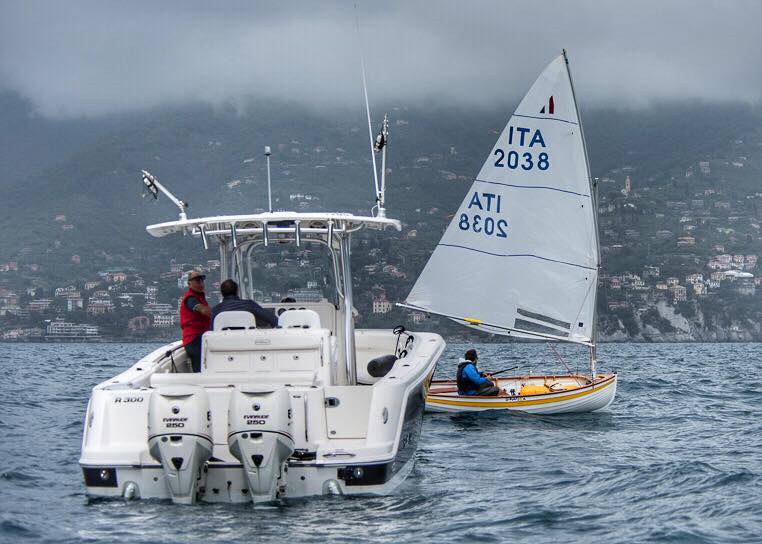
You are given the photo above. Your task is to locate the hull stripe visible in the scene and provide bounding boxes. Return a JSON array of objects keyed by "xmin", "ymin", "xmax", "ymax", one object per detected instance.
[{"xmin": 427, "ymin": 375, "xmax": 616, "ymax": 408}]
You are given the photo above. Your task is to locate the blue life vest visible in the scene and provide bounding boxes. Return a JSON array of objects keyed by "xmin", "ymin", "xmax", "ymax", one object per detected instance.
[{"xmin": 456, "ymin": 361, "xmax": 480, "ymax": 394}]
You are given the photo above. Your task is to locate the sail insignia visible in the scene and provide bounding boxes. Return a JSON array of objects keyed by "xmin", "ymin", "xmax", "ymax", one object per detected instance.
[{"xmin": 539, "ymin": 95, "xmax": 555, "ymax": 115}]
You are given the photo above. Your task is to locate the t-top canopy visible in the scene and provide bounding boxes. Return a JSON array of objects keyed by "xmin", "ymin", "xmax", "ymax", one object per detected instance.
[{"xmin": 146, "ymin": 212, "xmax": 401, "ymax": 239}]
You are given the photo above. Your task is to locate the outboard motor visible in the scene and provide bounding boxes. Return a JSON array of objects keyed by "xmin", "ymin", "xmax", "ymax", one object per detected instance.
[
  {"xmin": 148, "ymin": 385, "xmax": 213, "ymax": 504},
  {"xmin": 227, "ymin": 386, "xmax": 294, "ymax": 503}
]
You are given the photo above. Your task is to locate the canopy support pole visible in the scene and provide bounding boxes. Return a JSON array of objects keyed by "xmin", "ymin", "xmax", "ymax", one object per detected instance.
[
  {"xmin": 245, "ymin": 243, "xmax": 256, "ymax": 300},
  {"xmin": 340, "ymin": 233, "xmax": 357, "ymax": 385},
  {"xmin": 219, "ymin": 241, "xmax": 229, "ymax": 284}
]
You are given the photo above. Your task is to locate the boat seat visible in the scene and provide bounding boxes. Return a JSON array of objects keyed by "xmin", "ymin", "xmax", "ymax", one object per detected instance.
[
  {"xmin": 201, "ymin": 329, "xmax": 329, "ymax": 380},
  {"xmin": 214, "ymin": 311, "xmax": 256, "ymax": 331},
  {"xmin": 279, "ymin": 309, "xmax": 321, "ymax": 329}
]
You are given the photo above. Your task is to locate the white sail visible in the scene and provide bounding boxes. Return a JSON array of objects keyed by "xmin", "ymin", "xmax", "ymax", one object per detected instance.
[{"xmin": 405, "ymin": 52, "xmax": 599, "ymax": 345}]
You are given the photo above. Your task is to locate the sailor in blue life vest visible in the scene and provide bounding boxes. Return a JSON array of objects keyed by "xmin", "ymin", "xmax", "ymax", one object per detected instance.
[{"xmin": 456, "ymin": 348, "xmax": 500, "ymax": 396}]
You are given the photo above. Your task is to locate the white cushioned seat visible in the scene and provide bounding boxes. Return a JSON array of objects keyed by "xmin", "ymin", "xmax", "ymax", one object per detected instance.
[
  {"xmin": 214, "ymin": 311, "xmax": 256, "ymax": 331},
  {"xmin": 279, "ymin": 309, "xmax": 321, "ymax": 329}
]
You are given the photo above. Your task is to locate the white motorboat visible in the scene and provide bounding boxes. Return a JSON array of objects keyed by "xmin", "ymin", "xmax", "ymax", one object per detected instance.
[
  {"xmin": 402, "ymin": 50, "xmax": 616, "ymax": 414},
  {"xmin": 80, "ymin": 119, "xmax": 445, "ymax": 503}
]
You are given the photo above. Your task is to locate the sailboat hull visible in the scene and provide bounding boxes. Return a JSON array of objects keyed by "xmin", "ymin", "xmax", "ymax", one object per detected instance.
[{"xmin": 425, "ymin": 373, "xmax": 617, "ymax": 414}]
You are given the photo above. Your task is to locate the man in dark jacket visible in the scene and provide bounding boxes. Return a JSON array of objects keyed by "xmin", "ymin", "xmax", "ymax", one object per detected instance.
[
  {"xmin": 456, "ymin": 348, "xmax": 500, "ymax": 396},
  {"xmin": 211, "ymin": 279, "xmax": 279, "ymax": 328}
]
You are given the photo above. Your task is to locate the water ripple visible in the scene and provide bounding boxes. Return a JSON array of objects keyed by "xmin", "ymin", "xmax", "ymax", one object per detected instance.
[
  {"xmin": 0, "ymin": 519, "xmax": 39, "ymax": 540},
  {"xmin": 0, "ymin": 342, "xmax": 761, "ymax": 543}
]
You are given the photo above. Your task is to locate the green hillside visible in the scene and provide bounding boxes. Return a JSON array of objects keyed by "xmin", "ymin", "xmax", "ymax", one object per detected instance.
[{"xmin": 1, "ymin": 97, "xmax": 762, "ymax": 340}]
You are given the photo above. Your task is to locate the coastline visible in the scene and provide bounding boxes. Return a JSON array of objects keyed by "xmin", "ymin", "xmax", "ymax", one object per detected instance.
[{"xmin": 3, "ymin": 335, "xmax": 762, "ymax": 344}]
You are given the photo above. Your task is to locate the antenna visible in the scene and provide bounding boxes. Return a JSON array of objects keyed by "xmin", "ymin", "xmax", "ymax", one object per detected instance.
[
  {"xmin": 355, "ymin": 6, "xmax": 382, "ymax": 216},
  {"xmin": 375, "ymin": 114, "xmax": 389, "ymax": 217},
  {"xmin": 140, "ymin": 170, "xmax": 188, "ymax": 221},
  {"xmin": 264, "ymin": 146, "xmax": 273, "ymax": 213}
]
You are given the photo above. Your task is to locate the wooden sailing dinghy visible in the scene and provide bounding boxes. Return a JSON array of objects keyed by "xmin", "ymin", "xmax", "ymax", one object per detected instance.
[{"xmin": 402, "ymin": 50, "xmax": 617, "ymax": 414}]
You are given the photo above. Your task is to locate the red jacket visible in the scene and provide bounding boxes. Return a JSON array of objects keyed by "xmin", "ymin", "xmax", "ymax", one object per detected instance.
[{"xmin": 179, "ymin": 288, "xmax": 211, "ymax": 345}]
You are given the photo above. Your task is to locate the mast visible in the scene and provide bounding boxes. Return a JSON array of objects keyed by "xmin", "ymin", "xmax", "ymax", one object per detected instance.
[{"xmin": 563, "ymin": 49, "xmax": 601, "ymax": 378}]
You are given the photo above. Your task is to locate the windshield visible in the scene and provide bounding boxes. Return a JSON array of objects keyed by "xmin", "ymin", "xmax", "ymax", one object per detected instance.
[{"xmin": 238, "ymin": 241, "xmax": 338, "ymax": 305}]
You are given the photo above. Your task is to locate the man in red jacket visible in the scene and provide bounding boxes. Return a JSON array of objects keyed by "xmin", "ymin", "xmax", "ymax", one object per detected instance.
[{"xmin": 179, "ymin": 270, "xmax": 212, "ymax": 372}]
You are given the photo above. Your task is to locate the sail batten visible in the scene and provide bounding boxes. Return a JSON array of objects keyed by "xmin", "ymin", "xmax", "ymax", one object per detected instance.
[
  {"xmin": 396, "ymin": 303, "xmax": 593, "ymax": 346},
  {"xmin": 435, "ymin": 243, "xmax": 596, "ymax": 271},
  {"xmin": 404, "ymin": 52, "xmax": 599, "ymax": 345},
  {"xmin": 475, "ymin": 178, "xmax": 590, "ymax": 198},
  {"xmin": 512, "ymin": 113, "xmax": 578, "ymax": 126}
]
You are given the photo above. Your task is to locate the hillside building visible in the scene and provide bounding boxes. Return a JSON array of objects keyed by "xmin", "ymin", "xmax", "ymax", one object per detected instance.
[
  {"xmin": 28, "ymin": 299, "xmax": 53, "ymax": 312},
  {"xmin": 372, "ymin": 297, "xmax": 393, "ymax": 314},
  {"xmin": 153, "ymin": 314, "xmax": 177, "ymax": 328},
  {"xmin": 46, "ymin": 320, "xmax": 99, "ymax": 339},
  {"xmin": 672, "ymin": 285, "xmax": 687, "ymax": 302}
]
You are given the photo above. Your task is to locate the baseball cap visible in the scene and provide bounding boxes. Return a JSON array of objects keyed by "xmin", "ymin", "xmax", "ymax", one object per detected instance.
[{"xmin": 187, "ymin": 271, "xmax": 206, "ymax": 281}]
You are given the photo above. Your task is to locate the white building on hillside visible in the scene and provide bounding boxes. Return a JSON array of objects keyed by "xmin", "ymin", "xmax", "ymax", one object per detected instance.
[{"xmin": 372, "ymin": 298, "xmax": 393, "ymax": 314}]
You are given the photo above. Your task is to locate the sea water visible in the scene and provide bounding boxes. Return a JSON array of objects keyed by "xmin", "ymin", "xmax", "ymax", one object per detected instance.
[{"xmin": 0, "ymin": 342, "xmax": 760, "ymax": 543}]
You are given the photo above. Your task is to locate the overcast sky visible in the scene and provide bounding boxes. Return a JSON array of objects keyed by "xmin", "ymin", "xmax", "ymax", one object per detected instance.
[{"xmin": 1, "ymin": 0, "xmax": 760, "ymax": 118}]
